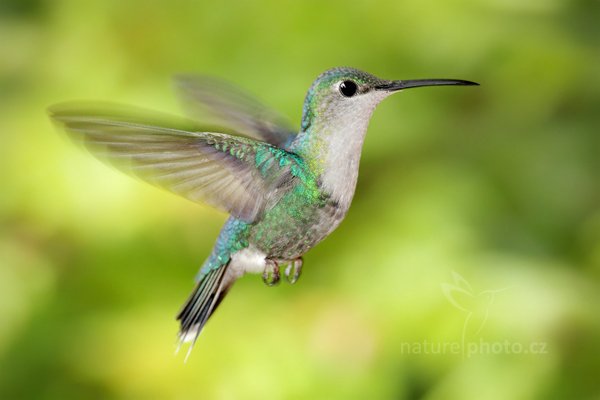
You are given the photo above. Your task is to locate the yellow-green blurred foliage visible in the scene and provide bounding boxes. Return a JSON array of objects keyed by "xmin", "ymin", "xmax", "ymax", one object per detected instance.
[{"xmin": 1, "ymin": 0, "xmax": 599, "ymax": 399}]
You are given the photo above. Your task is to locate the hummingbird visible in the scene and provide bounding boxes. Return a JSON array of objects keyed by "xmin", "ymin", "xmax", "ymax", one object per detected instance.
[{"xmin": 49, "ymin": 67, "xmax": 478, "ymax": 357}]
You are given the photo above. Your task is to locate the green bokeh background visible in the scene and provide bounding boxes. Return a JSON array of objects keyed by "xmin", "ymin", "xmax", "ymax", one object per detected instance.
[{"xmin": 1, "ymin": 0, "xmax": 599, "ymax": 399}]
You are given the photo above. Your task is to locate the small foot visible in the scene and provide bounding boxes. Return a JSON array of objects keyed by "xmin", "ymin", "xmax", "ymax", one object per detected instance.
[
  {"xmin": 262, "ymin": 260, "xmax": 280, "ymax": 286},
  {"xmin": 284, "ymin": 258, "xmax": 303, "ymax": 284}
]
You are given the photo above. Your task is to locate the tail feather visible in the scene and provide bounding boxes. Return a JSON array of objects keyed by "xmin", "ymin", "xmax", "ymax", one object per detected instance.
[{"xmin": 176, "ymin": 263, "xmax": 231, "ymax": 357}]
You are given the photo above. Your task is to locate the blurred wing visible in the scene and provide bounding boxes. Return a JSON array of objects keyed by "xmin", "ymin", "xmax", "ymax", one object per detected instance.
[
  {"xmin": 49, "ymin": 102, "xmax": 296, "ymax": 222},
  {"xmin": 173, "ymin": 74, "xmax": 297, "ymax": 148}
]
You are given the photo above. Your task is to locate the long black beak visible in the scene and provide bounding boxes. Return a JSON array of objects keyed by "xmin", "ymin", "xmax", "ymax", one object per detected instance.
[{"xmin": 375, "ymin": 79, "xmax": 479, "ymax": 92}]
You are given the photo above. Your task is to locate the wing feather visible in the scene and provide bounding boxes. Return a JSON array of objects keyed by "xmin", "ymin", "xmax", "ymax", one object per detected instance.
[
  {"xmin": 173, "ymin": 74, "xmax": 297, "ymax": 147},
  {"xmin": 49, "ymin": 102, "xmax": 298, "ymax": 222}
]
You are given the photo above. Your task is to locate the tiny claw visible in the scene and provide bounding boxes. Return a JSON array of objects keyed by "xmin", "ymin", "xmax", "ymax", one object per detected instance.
[
  {"xmin": 284, "ymin": 258, "xmax": 303, "ymax": 284},
  {"xmin": 262, "ymin": 260, "xmax": 280, "ymax": 286}
]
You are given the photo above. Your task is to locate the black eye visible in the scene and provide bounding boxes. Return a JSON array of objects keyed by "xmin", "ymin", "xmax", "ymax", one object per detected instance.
[{"xmin": 339, "ymin": 80, "xmax": 358, "ymax": 97}]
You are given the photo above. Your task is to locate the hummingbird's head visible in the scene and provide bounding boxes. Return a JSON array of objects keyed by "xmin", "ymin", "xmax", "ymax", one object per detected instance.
[
  {"xmin": 300, "ymin": 67, "xmax": 478, "ymax": 133},
  {"xmin": 294, "ymin": 67, "xmax": 477, "ymax": 205}
]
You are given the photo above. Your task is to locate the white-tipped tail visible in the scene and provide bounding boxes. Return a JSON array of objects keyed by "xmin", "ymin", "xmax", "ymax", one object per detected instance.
[{"xmin": 176, "ymin": 264, "xmax": 231, "ymax": 358}]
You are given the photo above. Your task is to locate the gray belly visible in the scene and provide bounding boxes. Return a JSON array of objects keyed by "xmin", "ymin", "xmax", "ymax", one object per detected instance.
[{"xmin": 249, "ymin": 198, "xmax": 347, "ymax": 260}]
